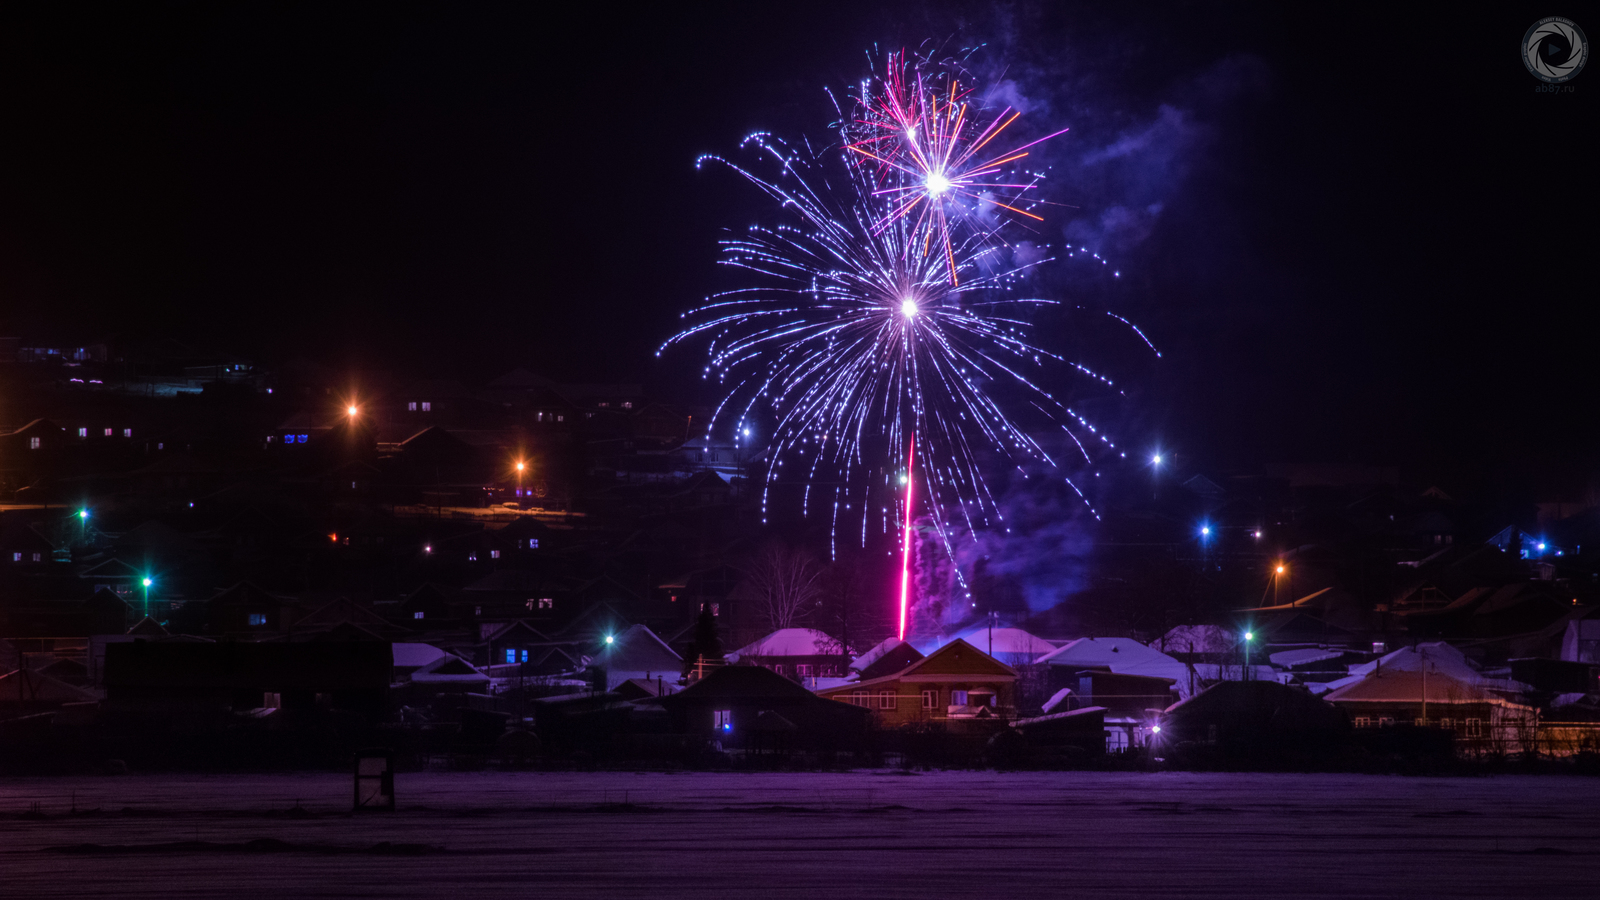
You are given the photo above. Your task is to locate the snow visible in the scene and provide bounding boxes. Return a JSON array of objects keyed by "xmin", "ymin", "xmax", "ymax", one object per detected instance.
[
  {"xmin": 1041, "ymin": 687, "xmax": 1074, "ymax": 713},
  {"xmin": 729, "ymin": 628, "xmax": 841, "ymax": 659},
  {"xmin": 943, "ymin": 626, "xmax": 1058, "ymax": 660},
  {"xmin": 1038, "ymin": 637, "xmax": 1197, "ymax": 697},
  {"xmin": 1344, "ymin": 642, "xmax": 1529, "ymax": 694},
  {"xmin": 847, "ymin": 636, "xmax": 903, "ymax": 671},
  {"xmin": 1269, "ymin": 647, "xmax": 1346, "ymax": 667},
  {"xmin": 1, "ymin": 771, "xmax": 1596, "ymax": 898},
  {"xmin": 390, "ymin": 643, "xmax": 447, "ymax": 670},
  {"xmin": 1347, "ymin": 642, "xmax": 1480, "ymax": 681}
]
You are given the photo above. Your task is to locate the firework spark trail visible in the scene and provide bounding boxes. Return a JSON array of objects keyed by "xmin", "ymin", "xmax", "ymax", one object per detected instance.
[
  {"xmin": 843, "ymin": 50, "xmax": 1070, "ymax": 280},
  {"xmin": 663, "ymin": 56, "xmax": 1157, "ymax": 633}
]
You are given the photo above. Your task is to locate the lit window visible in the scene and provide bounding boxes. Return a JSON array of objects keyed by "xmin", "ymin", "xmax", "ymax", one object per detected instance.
[
  {"xmin": 622, "ymin": 401, "xmax": 633, "ymax": 409},
  {"xmin": 468, "ymin": 553, "xmax": 478, "ymax": 562},
  {"xmin": 29, "ymin": 437, "xmax": 40, "ymax": 450},
  {"xmin": 506, "ymin": 648, "xmax": 517, "ymax": 664},
  {"xmin": 105, "ymin": 428, "xmax": 113, "ymax": 437},
  {"xmin": 408, "ymin": 402, "xmax": 417, "ymax": 411},
  {"xmin": 556, "ymin": 415, "xmax": 563, "ymax": 422},
  {"xmin": 538, "ymin": 598, "xmax": 553, "ymax": 609},
  {"xmin": 528, "ymin": 539, "xmax": 539, "ymax": 549},
  {"xmin": 598, "ymin": 402, "xmax": 609, "ymax": 408},
  {"xmin": 298, "ymin": 434, "xmax": 308, "ymax": 443},
  {"xmin": 474, "ymin": 606, "xmax": 482, "ymax": 616},
  {"xmin": 878, "ymin": 691, "xmax": 896, "ymax": 710},
  {"xmin": 247, "ymin": 613, "xmax": 267, "ymax": 626},
  {"xmin": 951, "ymin": 690, "xmax": 969, "ymax": 706},
  {"xmin": 11, "ymin": 553, "xmax": 19, "ymax": 562},
  {"xmin": 520, "ymin": 649, "xmax": 529, "ymax": 663},
  {"xmin": 78, "ymin": 427, "xmax": 87, "ymax": 438},
  {"xmin": 420, "ymin": 401, "xmax": 431, "ymax": 412},
  {"xmin": 32, "ymin": 553, "xmax": 41, "ymax": 562},
  {"xmin": 921, "ymin": 690, "xmax": 937, "ymax": 710},
  {"xmin": 709, "ymin": 603, "xmax": 719, "ymax": 616},
  {"xmin": 123, "ymin": 429, "xmax": 131, "ymax": 438},
  {"xmin": 713, "ymin": 710, "xmax": 732, "ymax": 732},
  {"xmin": 490, "ymin": 550, "xmax": 500, "ymax": 559},
  {"xmin": 413, "ymin": 611, "xmax": 425, "ymax": 620}
]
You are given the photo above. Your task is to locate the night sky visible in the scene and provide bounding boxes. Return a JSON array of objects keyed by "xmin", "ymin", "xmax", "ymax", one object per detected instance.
[{"xmin": 0, "ymin": 3, "xmax": 1593, "ymax": 485}]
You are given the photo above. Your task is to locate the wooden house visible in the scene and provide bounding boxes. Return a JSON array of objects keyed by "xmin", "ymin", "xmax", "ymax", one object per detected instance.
[{"xmin": 817, "ymin": 638, "xmax": 1017, "ymax": 729}]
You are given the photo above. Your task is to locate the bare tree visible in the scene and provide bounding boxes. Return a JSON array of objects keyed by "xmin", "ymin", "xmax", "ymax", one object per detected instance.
[{"xmin": 742, "ymin": 542, "xmax": 824, "ymax": 633}]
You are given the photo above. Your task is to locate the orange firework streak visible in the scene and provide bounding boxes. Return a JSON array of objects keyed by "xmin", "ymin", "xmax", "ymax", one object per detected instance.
[{"xmin": 898, "ymin": 438, "xmax": 916, "ymax": 641}]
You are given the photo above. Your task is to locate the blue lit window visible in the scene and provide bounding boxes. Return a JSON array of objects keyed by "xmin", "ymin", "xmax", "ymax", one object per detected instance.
[
  {"xmin": 506, "ymin": 649, "xmax": 516, "ymax": 664},
  {"xmin": 521, "ymin": 649, "xmax": 529, "ymax": 663},
  {"xmin": 298, "ymin": 434, "xmax": 308, "ymax": 443},
  {"xmin": 714, "ymin": 710, "xmax": 732, "ymax": 732},
  {"xmin": 247, "ymin": 613, "xmax": 267, "ymax": 626}
]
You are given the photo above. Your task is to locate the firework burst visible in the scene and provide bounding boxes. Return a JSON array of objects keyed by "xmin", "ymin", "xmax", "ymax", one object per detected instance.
[
  {"xmin": 843, "ymin": 50, "xmax": 1070, "ymax": 282},
  {"xmin": 663, "ymin": 56, "xmax": 1147, "ymax": 635}
]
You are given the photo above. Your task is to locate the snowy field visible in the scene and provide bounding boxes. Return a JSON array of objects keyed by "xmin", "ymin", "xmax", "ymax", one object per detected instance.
[{"xmin": 2, "ymin": 770, "xmax": 1596, "ymax": 898}]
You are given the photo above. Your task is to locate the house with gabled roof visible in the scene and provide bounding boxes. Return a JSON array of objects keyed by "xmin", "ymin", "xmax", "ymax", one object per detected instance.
[
  {"xmin": 817, "ymin": 638, "xmax": 1018, "ymax": 729},
  {"xmin": 657, "ymin": 663, "xmax": 869, "ymax": 751},
  {"xmin": 290, "ymin": 596, "xmax": 404, "ymax": 639},
  {"xmin": 591, "ymin": 624, "xmax": 681, "ymax": 690}
]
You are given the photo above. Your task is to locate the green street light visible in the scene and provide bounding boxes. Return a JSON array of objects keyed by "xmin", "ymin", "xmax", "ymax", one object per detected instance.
[
  {"xmin": 141, "ymin": 577, "xmax": 153, "ymax": 617},
  {"xmin": 1243, "ymin": 630, "xmax": 1254, "ymax": 681},
  {"xmin": 78, "ymin": 509, "xmax": 88, "ymax": 520}
]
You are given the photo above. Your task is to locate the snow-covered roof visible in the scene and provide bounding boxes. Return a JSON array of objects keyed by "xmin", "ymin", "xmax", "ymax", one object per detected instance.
[
  {"xmin": 849, "ymin": 637, "xmax": 903, "ymax": 671},
  {"xmin": 946, "ymin": 626, "xmax": 1058, "ymax": 660},
  {"xmin": 1309, "ymin": 673, "xmax": 1365, "ymax": 695},
  {"xmin": 409, "ymin": 654, "xmax": 489, "ymax": 684},
  {"xmin": 392, "ymin": 642, "xmax": 448, "ymax": 669},
  {"xmin": 1037, "ymin": 637, "xmax": 1196, "ymax": 697},
  {"xmin": 595, "ymin": 624, "xmax": 681, "ymax": 673},
  {"xmin": 1323, "ymin": 668, "xmax": 1507, "ymax": 705},
  {"xmin": 731, "ymin": 628, "xmax": 843, "ymax": 659},
  {"xmin": 1270, "ymin": 647, "xmax": 1346, "ymax": 667},
  {"xmin": 1346, "ymin": 642, "xmax": 1481, "ymax": 683},
  {"xmin": 1041, "ymin": 687, "xmax": 1074, "ymax": 713}
]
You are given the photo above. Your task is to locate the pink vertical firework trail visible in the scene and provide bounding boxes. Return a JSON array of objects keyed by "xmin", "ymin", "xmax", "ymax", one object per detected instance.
[{"xmin": 898, "ymin": 437, "xmax": 915, "ymax": 640}]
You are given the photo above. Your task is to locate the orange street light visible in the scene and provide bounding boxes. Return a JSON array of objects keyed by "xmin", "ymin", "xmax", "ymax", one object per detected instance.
[{"xmin": 347, "ymin": 405, "xmax": 359, "ymax": 417}]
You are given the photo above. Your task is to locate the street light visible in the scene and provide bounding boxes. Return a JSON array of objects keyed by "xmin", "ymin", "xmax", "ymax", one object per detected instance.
[
  {"xmin": 142, "ymin": 576, "xmax": 153, "ymax": 617},
  {"xmin": 1243, "ymin": 630, "xmax": 1254, "ymax": 681}
]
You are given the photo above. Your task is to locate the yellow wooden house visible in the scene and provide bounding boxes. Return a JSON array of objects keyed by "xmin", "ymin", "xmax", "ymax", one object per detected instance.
[{"xmin": 817, "ymin": 638, "xmax": 1018, "ymax": 726}]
